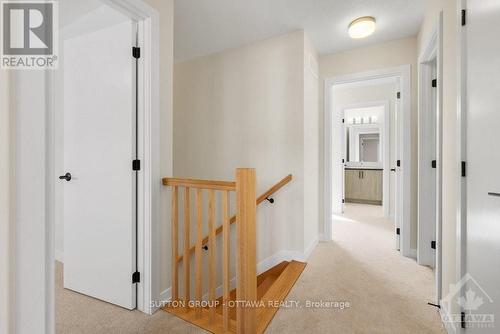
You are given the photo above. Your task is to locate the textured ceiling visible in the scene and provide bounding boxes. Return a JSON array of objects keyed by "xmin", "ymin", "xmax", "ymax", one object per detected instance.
[{"xmin": 174, "ymin": 0, "xmax": 425, "ymax": 62}]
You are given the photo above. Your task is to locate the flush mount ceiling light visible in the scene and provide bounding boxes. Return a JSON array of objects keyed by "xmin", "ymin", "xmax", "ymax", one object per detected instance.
[{"xmin": 348, "ymin": 16, "xmax": 376, "ymax": 39}]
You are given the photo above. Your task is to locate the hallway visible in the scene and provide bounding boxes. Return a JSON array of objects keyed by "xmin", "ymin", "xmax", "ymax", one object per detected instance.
[{"xmin": 266, "ymin": 203, "xmax": 445, "ymax": 333}]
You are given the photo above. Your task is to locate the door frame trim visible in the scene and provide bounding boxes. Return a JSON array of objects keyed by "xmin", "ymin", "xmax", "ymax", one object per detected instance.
[
  {"xmin": 323, "ymin": 65, "xmax": 413, "ymax": 258},
  {"xmin": 48, "ymin": 0, "xmax": 160, "ymax": 317},
  {"xmin": 417, "ymin": 11, "xmax": 443, "ymax": 302}
]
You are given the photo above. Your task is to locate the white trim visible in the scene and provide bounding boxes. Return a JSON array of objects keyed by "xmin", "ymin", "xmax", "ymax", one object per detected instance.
[
  {"xmin": 155, "ymin": 240, "xmax": 320, "ymax": 309},
  {"xmin": 417, "ymin": 36, "xmax": 438, "ymax": 267},
  {"xmin": 417, "ymin": 12, "xmax": 444, "ymax": 304},
  {"xmin": 408, "ymin": 248, "xmax": 417, "ymax": 259},
  {"xmin": 323, "ymin": 65, "xmax": 413, "ymax": 259}
]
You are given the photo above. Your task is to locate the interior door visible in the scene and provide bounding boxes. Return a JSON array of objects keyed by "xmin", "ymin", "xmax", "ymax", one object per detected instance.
[
  {"xmin": 465, "ymin": 0, "xmax": 500, "ymax": 331},
  {"xmin": 62, "ymin": 19, "xmax": 137, "ymax": 309}
]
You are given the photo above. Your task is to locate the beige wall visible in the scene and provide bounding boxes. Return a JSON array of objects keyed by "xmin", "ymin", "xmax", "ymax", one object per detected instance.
[
  {"xmin": 143, "ymin": 0, "xmax": 175, "ymax": 295},
  {"xmin": 417, "ymin": 0, "xmax": 458, "ymax": 309},
  {"xmin": 319, "ymin": 37, "xmax": 419, "ymax": 247},
  {"xmin": 173, "ymin": 30, "xmax": 319, "ymax": 268}
]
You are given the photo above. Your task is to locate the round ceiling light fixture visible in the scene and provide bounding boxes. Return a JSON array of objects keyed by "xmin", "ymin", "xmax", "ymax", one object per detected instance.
[{"xmin": 348, "ymin": 16, "xmax": 376, "ymax": 39}]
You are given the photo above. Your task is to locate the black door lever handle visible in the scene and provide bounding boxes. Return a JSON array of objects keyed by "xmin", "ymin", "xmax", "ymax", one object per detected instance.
[
  {"xmin": 59, "ymin": 173, "xmax": 72, "ymax": 181},
  {"xmin": 390, "ymin": 168, "xmax": 396, "ymax": 172}
]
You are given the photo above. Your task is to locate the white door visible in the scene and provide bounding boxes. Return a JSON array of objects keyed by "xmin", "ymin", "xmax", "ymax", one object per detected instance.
[
  {"xmin": 465, "ymin": 0, "xmax": 500, "ymax": 331},
  {"xmin": 62, "ymin": 20, "xmax": 137, "ymax": 309}
]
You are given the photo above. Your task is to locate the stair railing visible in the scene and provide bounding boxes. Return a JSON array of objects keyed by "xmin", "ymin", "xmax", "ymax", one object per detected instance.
[{"xmin": 162, "ymin": 169, "xmax": 293, "ymax": 333}]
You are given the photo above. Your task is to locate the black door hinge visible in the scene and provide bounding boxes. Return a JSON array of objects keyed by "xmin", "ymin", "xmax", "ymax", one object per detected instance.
[
  {"xmin": 431, "ymin": 160, "xmax": 437, "ymax": 169},
  {"xmin": 431, "ymin": 241, "xmax": 436, "ymax": 249},
  {"xmin": 342, "ymin": 199, "xmax": 345, "ymax": 204},
  {"xmin": 397, "ymin": 92, "xmax": 401, "ymax": 99},
  {"xmin": 132, "ymin": 46, "xmax": 141, "ymax": 59},
  {"xmin": 432, "ymin": 79, "xmax": 437, "ymax": 88},
  {"xmin": 461, "ymin": 161, "xmax": 466, "ymax": 177},
  {"xmin": 132, "ymin": 159, "xmax": 141, "ymax": 171},
  {"xmin": 342, "ymin": 118, "xmax": 345, "ymax": 123},
  {"xmin": 461, "ymin": 9, "xmax": 466, "ymax": 26},
  {"xmin": 396, "ymin": 160, "xmax": 401, "ymax": 167},
  {"xmin": 461, "ymin": 311, "xmax": 466, "ymax": 328},
  {"xmin": 132, "ymin": 271, "xmax": 140, "ymax": 283},
  {"xmin": 342, "ymin": 158, "xmax": 345, "ymax": 164},
  {"xmin": 396, "ymin": 228, "xmax": 400, "ymax": 235}
]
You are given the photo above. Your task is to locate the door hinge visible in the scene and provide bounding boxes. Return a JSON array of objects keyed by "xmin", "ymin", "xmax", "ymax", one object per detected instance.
[
  {"xmin": 461, "ymin": 9, "xmax": 466, "ymax": 26},
  {"xmin": 342, "ymin": 158, "xmax": 345, "ymax": 164},
  {"xmin": 461, "ymin": 311, "xmax": 466, "ymax": 328},
  {"xmin": 342, "ymin": 118, "xmax": 345, "ymax": 123},
  {"xmin": 431, "ymin": 240, "xmax": 436, "ymax": 249},
  {"xmin": 461, "ymin": 161, "xmax": 466, "ymax": 177},
  {"xmin": 396, "ymin": 160, "xmax": 401, "ymax": 167},
  {"xmin": 132, "ymin": 159, "xmax": 141, "ymax": 171},
  {"xmin": 132, "ymin": 271, "xmax": 140, "ymax": 283},
  {"xmin": 396, "ymin": 228, "xmax": 400, "ymax": 235},
  {"xmin": 132, "ymin": 46, "xmax": 141, "ymax": 59},
  {"xmin": 397, "ymin": 92, "xmax": 401, "ymax": 99},
  {"xmin": 342, "ymin": 199, "xmax": 345, "ymax": 204},
  {"xmin": 432, "ymin": 79, "xmax": 437, "ymax": 88},
  {"xmin": 431, "ymin": 160, "xmax": 437, "ymax": 169}
]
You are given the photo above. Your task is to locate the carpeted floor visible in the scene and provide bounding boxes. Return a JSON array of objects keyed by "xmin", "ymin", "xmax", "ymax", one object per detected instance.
[
  {"xmin": 265, "ymin": 203, "xmax": 445, "ymax": 334},
  {"xmin": 56, "ymin": 203, "xmax": 445, "ymax": 333}
]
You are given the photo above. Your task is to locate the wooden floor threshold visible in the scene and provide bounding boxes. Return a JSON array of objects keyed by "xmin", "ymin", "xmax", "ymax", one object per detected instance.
[{"xmin": 256, "ymin": 260, "xmax": 306, "ymax": 334}]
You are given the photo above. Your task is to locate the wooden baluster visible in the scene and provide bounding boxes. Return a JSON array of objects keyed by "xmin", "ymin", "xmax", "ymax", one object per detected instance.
[
  {"xmin": 183, "ymin": 187, "xmax": 190, "ymax": 309},
  {"xmin": 195, "ymin": 188, "xmax": 203, "ymax": 317},
  {"xmin": 222, "ymin": 190, "xmax": 230, "ymax": 331},
  {"xmin": 208, "ymin": 189, "xmax": 216, "ymax": 323},
  {"xmin": 236, "ymin": 168, "xmax": 257, "ymax": 334},
  {"xmin": 171, "ymin": 186, "xmax": 179, "ymax": 302}
]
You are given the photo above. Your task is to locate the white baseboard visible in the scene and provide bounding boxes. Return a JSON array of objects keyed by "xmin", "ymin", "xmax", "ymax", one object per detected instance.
[
  {"xmin": 156, "ymin": 238, "xmax": 320, "ymax": 310},
  {"xmin": 55, "ymin": 249, "xmax": 64, "ymax": 263}
]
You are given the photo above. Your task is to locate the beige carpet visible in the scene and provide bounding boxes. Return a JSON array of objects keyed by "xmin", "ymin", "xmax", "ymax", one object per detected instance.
[
  {"xmin": 57, "ymin": 203, "xmax": 445, "ymax": 333},
  {"xmin": 266, "ymin": 203, "xmax": 445, "ymax": 334},
  {"xmin": 56, "ymin": 262, "xmax": 204, "ymax": 334}
]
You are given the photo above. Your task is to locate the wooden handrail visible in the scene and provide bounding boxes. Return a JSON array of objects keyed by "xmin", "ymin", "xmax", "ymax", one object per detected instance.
[
  {"xmin": 162, "ymin": 177, "xmax": 236, "ymax": 191},
  {"xmin": 175, "ymin": 174, "xmax": 293, "ymax": 264}
]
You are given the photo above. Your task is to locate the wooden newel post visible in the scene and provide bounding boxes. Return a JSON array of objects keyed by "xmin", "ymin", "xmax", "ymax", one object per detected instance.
[{"xmin": 236, "ymin": 168, "xmax": 257, "ymax": 334}]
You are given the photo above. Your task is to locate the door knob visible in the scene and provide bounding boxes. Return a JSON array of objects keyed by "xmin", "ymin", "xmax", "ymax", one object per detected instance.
[{"xmin": 59, "ymin": 172, "xmax": 72, "ymax": 181}]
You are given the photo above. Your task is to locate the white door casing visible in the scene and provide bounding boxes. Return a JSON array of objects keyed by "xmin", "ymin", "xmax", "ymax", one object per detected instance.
[
  {"xmin": 324, "ymin": 66, "xmax": 412, "ymax": 259},
  {"xmin": 62, "ymin": 19, "xmax": 137, "ymax": 309}
]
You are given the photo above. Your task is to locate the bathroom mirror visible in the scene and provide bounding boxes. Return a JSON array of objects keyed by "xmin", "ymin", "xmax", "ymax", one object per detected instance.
[{"xmin": 345, "ymin": 124, "xmax": 381, "ymax": 165}]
